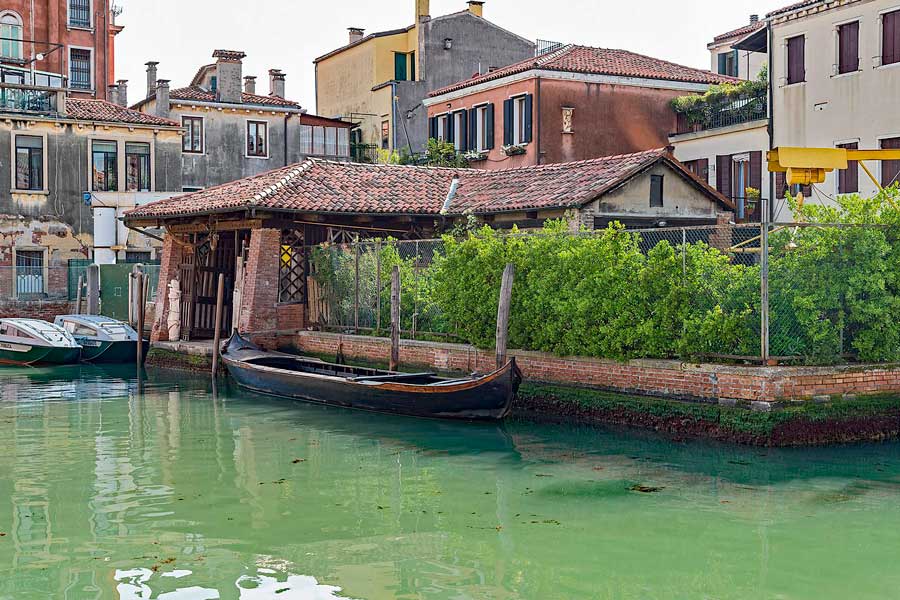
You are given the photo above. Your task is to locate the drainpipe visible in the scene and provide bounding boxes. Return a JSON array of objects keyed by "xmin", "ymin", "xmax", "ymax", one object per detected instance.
[
  {"xmin": 535, "ymin": 76, "xmax": 542, "ymax": 165},
  {"xmin": 284, "ymin": 113, "xmax": 290, "ymax": 166},
  {"xmin": 767, "ymin": 20, "xmax": 775, "ymax": 223},
  {"xmin": 391, "ymin": 81, "xmax": 398, "ymax": 153}
]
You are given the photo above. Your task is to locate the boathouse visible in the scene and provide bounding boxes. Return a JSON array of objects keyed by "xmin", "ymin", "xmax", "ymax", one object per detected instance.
[{"xmin": 123, "ymin": 148, "xmax": 734, "ymax": 343}]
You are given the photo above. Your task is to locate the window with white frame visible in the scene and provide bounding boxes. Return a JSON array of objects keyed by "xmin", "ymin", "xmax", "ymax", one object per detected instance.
[
  {"xmin": 125, "ymin": 142, "xmax": 151, "ymax": 192},
  {"xmin": 0, "ymin": 12, "xmax": 23, "ymax": 60},
  {"xmin": 68, "ymin": 0, "xmax": 91, "ymax": 28},
  {"xmin": 513, "ymin": 96, "xmax": 527, "ymax": 145},
  {"xmin": 453, "ymin": 111, "xmax": 464, "ymax": 151},
  {"xmin": 436, "ymin": 114, "xmax": 447, "ymax": 141},
  {"xmin": 300, "ymin": 124, "xmax": 312, "ymax": 154},
  {"xmin": 325, "ymin": 127, "xmax": 337, "ymax": 156},
  {"xmin": 312, "ymin": 126, "xmax": 325, "ymax": 155},
  {"xmin": 337, "ymin": 128, "xmax": 350, "ymax": 157},
  {"xmin": 182, "ymin": 116, "xmax": 203, "ymax": 153},
  {"xmin": 475, "ymin": 105, "xmax": 488, "ymax": 151},
  {"xmin": 14, "ymin": 135, "xmax": 44, "ymax": 191},
  {"xmin": 246, "ymin": 121, "xmax": 268, "ymax": 157},
  {"xmin": 69, "ymin": 48, "xmax": 92, "ymax": 90},
  {"xmin": 92, "ymin": 140, "xmax": 118, "ymax": 192}
]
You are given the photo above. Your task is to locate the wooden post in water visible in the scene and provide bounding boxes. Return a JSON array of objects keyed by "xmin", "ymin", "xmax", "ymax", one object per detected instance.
[
  {"xmin": 495, "ymin": 264, "xmax": 515, "ymax": 370},
  {"xmin": 211, "ymin": 273, "xmax": 226, "ymax": 378},
  {"xmin": 389, "ymin": 265, "xmax": 400, "ymax": 372},
  {"xmin": 136, "ymin": 274, "xmax": 146, "ymax": 367},
  {"xmin": 75, "ymin": 275, "xmax": 84, "ymax": 315}
]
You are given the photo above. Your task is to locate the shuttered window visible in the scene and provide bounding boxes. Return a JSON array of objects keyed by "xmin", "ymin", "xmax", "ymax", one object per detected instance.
[
  {"xmin": 716, "ymin": 154, "xmax": 732, "ymax": 199},
  {"xmin": 837, "ymin": 142, "xmax": 858, "ymax": 194},
  {"xmin": 394, "ymin": 52, "xmax": 407, "ymax": 81},
  {"xmin": 786, "ymin": 35, "xmax": 805, "ymax": 84},
  {"xmin": 883, "ymin": 10, "xmax": 900, "ymax": 66},
  {"xmin": 650, "ymin": 175, "xmax": 664, "ymax": 207},
  {"xmin": 881, "ymin": 137, "xmax": 900, "ymax": 188},
  {"xmin": 838, "ymin": 21, "xmax": 860, "ymax": 74}
]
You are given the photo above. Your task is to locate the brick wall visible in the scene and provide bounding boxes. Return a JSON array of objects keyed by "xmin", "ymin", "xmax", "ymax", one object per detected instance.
[
  {"xmin": 0, "ymin": 300, "xmax": 75, "ymax": 321},
  {"xmin": 289, "ymin": 330, "xmax": 900, "ymax": 403},
  {"xmin": 151, "ymin": 235, "xmax": 184, "ymax": 342},
  {"xmin": 238, "ymin": 228, "xmax": 281, "ymax": 345}
]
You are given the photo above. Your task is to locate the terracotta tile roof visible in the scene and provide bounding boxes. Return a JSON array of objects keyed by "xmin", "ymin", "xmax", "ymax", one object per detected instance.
[
  {"xmin": 429, "ymin": 45, "xmax": 738, "ymax": 98},
  {"xmin": 766, "ymin": 0, "xmax": 822, "ymax": 17},
  {"xmin": 65, "ymin": 98, "xmax": 180, "ymax": 127},
  {"xmin": 125, "ymin": 149, "xmax": 733, "ymax": 221},
  {"xmin": 712, "ymin": 21, "xmax": 765, "ymax": 44},
  {"xmin": 169, "ymin": 85, "xmax": 301, "ymax": 108}
]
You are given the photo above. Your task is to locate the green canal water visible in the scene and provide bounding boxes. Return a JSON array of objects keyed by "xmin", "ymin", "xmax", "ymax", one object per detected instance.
[{"xmin": 1, "ymin": 367, "xmax": 899, "ymax": 599}]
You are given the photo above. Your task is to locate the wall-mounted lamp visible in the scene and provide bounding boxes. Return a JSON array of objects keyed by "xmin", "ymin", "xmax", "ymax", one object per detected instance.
[{"xmin": 444, "ymin": 38, "xmax": 453, "ymax": 50}]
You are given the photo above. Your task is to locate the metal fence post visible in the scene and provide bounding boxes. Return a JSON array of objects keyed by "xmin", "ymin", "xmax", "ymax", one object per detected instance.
[
  {"xmin": 354, "ymin": 242, "xmax": 360, "ymax": 331},
  {"xmin": 375, "ymin": 240, "xmax": 382, "ymax": 332},
  {"xmin": 681, "ymin": 228, "xmax": 687, "ymax": 276},
  {"xmin": 412, "ymin": 240, "xmax": 420, "ymax": 339},
  {"xmin": 760, "ymin": 222, "xmax": 770, "ymax": 363}
]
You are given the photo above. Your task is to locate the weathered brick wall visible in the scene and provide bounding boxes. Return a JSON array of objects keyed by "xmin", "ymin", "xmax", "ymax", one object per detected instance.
[
  {"xmin": 238, "ymin": 228, "xmax": 281, "ymax": 346},
  {"xmin": 276, "ymin": 303, "xmax": 306, "ymax": 331},
  {"xmin": 152, "ymin": 235, "xmax": 184, "ymax": 342},
  {"xmin": 0, "ymin": 300, "xmax": 75, "ymax": 321},
  {"xmin": 290, "ymin": 330, "xmax": 900, "ymax": 403}
]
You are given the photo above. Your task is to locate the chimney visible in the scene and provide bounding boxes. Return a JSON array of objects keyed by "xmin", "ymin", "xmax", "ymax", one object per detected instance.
[
  {"xmin": 415, "ymin": 0, "xmax": 430, "ymax": 23},
  {"xmin": 145, "ymin": 61, "xmax": 158, "ymax": 99},
  {"xmin": 108, "ymin": 84, "xmax": 119, "ymax": 104},
  {"xmin": 212, "ymin": 49, "xmax": 246, "ymax": 104},
  {"xmin": 467, "ymin": 1, "xmax": 484, "ymax": 17},
  {"xmin": 244, "ymin": 75, "xmax": 256, "ymax": 95},
  {"xmin": 155, "ymin": 80, "xmax": 170, "ymax": 119},
  {"xmin": 269, "ymin": 69, "xmax": 285, "ymax": 98},
  {"xmin": 117, "ymin": 79, "xmax": 128, "ymax": 107},
  {"xmin": 750, "ymin": 14, "xmax": 759, "ymax": 23},
  {"xmin": 348, "ymin": 27, "xmax": 365, "ymax": 44}
]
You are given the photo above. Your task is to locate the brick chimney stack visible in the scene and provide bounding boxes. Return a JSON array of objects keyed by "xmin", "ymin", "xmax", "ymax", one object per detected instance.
[
  {"xmin": 348, "ymin": 27, "xmax": 365, "ymax": 44},
  {"xmin": 155, "ymin": 80, "xmax": 170, "ymax": 119},
  {"xmin": 467, "ymin": 1, "xmax": 484, "ymax": 17},
  {"xmin": 145, "ymin": 61, "xmax": 158, "ymax": 99},
  {"xmin": 269, "ymin": 69, "xmax": 285, "ymax": 98},
  {"xmin": 244, "ymin": 76, "xmax": 256, "ymax": 95},
  {"xmin": 213, "ymin": 49, "xmax": 246, "ymax": 104},
  {"xmin": 117, "ymin": 79, "xmax": 128, "ymax": 107}
]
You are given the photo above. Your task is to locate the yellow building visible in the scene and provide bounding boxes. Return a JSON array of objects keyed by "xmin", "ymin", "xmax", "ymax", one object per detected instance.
[{"xmin": 314, "ymin": 0, "xmax": 534, "ymax": 157}]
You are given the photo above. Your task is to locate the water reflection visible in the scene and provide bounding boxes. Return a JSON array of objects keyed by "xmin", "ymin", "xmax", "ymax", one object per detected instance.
[{"xmin": 0, "ymin": 366, "xmax": 898, "ymax": 599}]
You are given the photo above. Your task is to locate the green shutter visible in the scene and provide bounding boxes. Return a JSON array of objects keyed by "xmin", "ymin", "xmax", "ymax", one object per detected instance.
[{"xmin": 394, "ymin": 53, "xmax": 407, "ymax": 81}]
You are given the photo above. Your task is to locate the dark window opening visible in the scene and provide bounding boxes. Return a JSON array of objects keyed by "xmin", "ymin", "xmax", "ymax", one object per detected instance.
[
  {"xmin": 91, "ymin": 140, "xmax": 117, "ymax": 192},
  {"xmin": 883, "ymin": 10, "xmax": 900, "ymax": 66},
  {"xmin": 650, "ymin": 174, "xmax": 664, "ymax": 207},
  {"xmin": 881, "ymin": 137, "xmax": 900, "ymax": 188},
  {"xmin": 837, "ymin": 142, "xmax": 858, "ymax": 194},
  {"xmin": 787, "ymin": 35, "xmax": 805, "ymax": 84},
  {"xmin": 394, "ymin": 52, "xmax": 408, "ymax": 81},
  {"xmin": 381, "ymin": 120, "xmax": 390, "ymax": 149},
  {"xmin": 717, "ymin": 50, "xmax": 738, "ymax": 77},
  {"xmin": 247, "ymin": 121, "xmax": 268, "ymax": 157},
  {"xmin": 68, "ymin": 0, "xmax": 91, "ymax": 27},
  {"xmin": 70, "ymin": 48, "xmax": 91, "ymax": 90},
  {"xmin": 15, "ymin": 250, "xmax": 43, "ymax": 297},
  {"xmin": 15, "ymin": 135, "xmax": 43, "ymax": 191},
  {"xmin": 182, "ymin": 116, "xmax": 203, "ymax": 153},
  {"xmin": 125, "ymin": 142, "xmax": 151, "ymax": 192},
  {"xmin": 124, "ymin": 251, "xmax": 153, "ymax": 264}
]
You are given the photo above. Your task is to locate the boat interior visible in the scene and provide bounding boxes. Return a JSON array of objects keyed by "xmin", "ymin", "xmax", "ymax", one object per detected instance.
[{"xmin": 242, "ymin": 354, "xmax": 469, "ymax": 386}]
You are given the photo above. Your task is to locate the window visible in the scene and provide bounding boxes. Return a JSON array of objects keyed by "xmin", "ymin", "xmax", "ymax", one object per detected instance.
[
  {"xmin": 312, "ymin": 126, "xmax": 325, "ymax": 155},
  {"xmin": 125, "ymin": 251, "xmax": 152, "ymax": 264},
  {"xmin": 786, "ymin": 35, "xmax": 805, "ymax": 84},
  {"xmin": 475, "ymin": 104, "xmax": 494, "ymax": 152},
  {"xmin": 279, "ymin": 229, "xmax": 307, "ymax": 304},
  {"xmin": 69, "ymin": 48, "xmax": 92, "ymax": 90},
  {"xmin": 68, "ymin": 0, "xmax": 91, "ymax": 27},
  {"xmin": 393, "ymin": 52, "xmax": 415, "ymax": 81},
  {"xmin": 300, "ymin": 124, "xmax": 312, "ymax": 154},
  {"xmin": 717, "ymin": 50, "xmax": 738, "ymax": 77},
  {"xmin": 650, "ymin": 175, "xmax": 664, "ymax": 207},
  {"xmin": 453, "ymin": 111, "xmax": 465, "ymax": 151},
  {"xmin": 337, "ymin": 128, "xmax": 350, "ymax": 157},
  {"xmin": 683, "ymin": 158, "xmax": 709, "ymax": 181},
  {"xmin": 182, "ymin": 186, "xmax": 204, "ymax": 193},
  {"xmin": 881, "ymin": 137, "xmax": 900, "ymax": 188},
  {"xmin": 246, "ymin": 121, "xmax": 268, "ymax": 157},
  {"xmin": 0, "ymin": 12, "xmax": 23, "ymax": 60},
  {"xmin": 732, "ymin": 155, "xmax": 750, "ymax": 200},
  {"xmin": 15, "ymin": 135, "xmax": 43, "ymax": 191},
  {"xmin": 884, "ymin": 10, "xmax": 900, "ymax": 66},
  {"xmin": 125, "ymin": 142, "xmax": 151, "ymax": 192},
  {"xmin": 381, "ymin": 120, "xmax": 390, "ymax": 149},
  {"xmin": 838, "ymin": 21, "xmax": 860, "ymax": 74},
  {"xmin": 15, "ymin": 250, "xmax": 43, "ymax": 297},
  {"xmin": 504, "ymin": 94, "xmax": 532, "ymax": 146},
  {"xmin": 182, "ymin": 116, "xmax": 203, "ymax": 153},
  {"xmin": 325, "ymin": 127, "xmax": 337, "ymax": 156},
  {"xmin": 435, "ymin": 114, "xmax": 446, "ymax": 141},
  {"xmin": 837, "ymin": 142, "xmax": 858, "ymax": 194},
  {"xmin": 91, "ymin": 140, "xmax": 118, "ymax": 192}
]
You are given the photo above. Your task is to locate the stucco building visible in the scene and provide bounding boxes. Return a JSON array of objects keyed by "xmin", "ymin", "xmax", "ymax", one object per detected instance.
[
  {"xmin": 708, "ymin": 15, "xmax": 767, "ymax": 80},
  {"xmin": 0, "ymin": 0, "xmax": 122, "ymax": 101},
  {"xmin": 314, "ymin": 0, "xmax": 534, "ymax": 157},
  {"xmin": 124, "ymin": 148, "xmax": 734, "ymax": 343},
  {"xmin": 424, "ymin": 44, "xmax": 736, "ymax": 171},
  {"xmin": 132, "ymin": 51, "xmax": 354, "ymax": 192}
]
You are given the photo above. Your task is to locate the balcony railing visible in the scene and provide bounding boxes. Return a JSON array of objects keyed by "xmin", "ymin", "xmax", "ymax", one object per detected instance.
[
  {"xmin": 0, "ymin": 65, "xmax": 66, "ymax": 89},
  {"xmin": 675, "ymin": 91, "xmax": 768, "ymax": 135},
  {"xmin": 0, "ymin": 84, "xmax": 59, "ymax": 114},
  {"xmin": 350, "ymin": 143, "xmax": 379, "ymax": 164}
]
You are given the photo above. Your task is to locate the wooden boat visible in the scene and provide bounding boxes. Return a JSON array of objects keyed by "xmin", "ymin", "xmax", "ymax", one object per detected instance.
[
  {"xmin": 0, "ymin": 319, "xmax": 82, "ymax": 366},
  {"xmin": 54, "ymin": 315, "xmax": 149, "ymax": 364},
  {"xmin": 221, "ymin": 332, "xmax": 521, "ymax": 421}
]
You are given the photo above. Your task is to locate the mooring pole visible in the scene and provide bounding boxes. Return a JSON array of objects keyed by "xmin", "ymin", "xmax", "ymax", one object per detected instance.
[
  {"xmin": 389, "ymin": 265, "xmax": 400, "ymax": 372},
  {"xmin": 75, "ymin": 275, "xmax": 84, "ymax": 315},
  {"xmin": 212, "ymin": 273, "xmax": 226, "ymax": 378},
  {"xmin": 495, "ymin": 263, "xmax": 515, "ymax": 370},
  {"xmin": 136, "ymin": 274, "xmax": 145, "ymax": 368}
]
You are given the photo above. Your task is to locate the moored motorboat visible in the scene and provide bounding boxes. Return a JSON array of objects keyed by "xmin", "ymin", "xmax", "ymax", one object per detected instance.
[
  {"xmin": 0, "ymin": 319, "xmax": 82, "ymax": 366},
  {"xmin": 54, "ymin": 315, "xmax": 148, "ymax": 364},
  {"xmin": 221, "ymin": 332, "xmax": 521, "ymax": 421}
]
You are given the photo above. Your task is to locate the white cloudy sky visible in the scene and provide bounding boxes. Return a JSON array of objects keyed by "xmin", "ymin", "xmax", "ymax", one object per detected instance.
[{"xmin": 115, "ymin": 0, "xmax": 789, "ymax": 112}]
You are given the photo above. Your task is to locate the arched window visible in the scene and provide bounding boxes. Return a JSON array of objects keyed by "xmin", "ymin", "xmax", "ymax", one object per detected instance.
[{"xmin": 0, "ymin": 12, "xmax": 23, "ymax": 61}]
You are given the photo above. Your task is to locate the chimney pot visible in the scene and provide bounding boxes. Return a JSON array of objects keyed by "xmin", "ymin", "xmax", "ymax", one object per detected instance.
[
  {"xmin": 348, "ymin": 27, "xmax": 365, "ymax": 44},
  {"xmin": 155, "ymin": 79, "xmax": 170, "ymax": 119},
  {"xmin": 750, "ymin": 14, "xmax": 759, "ymax": 23},
  {"xmin": 145, "ymin": 61, "xmax": 158, "ymax": 99},
  {"xmin": 467, "ymin": 1, "xmax": 484, "ymax": 17},
  {"xmin": 244, "ymin": 75, "xmax": 257, "ymax": 95},
  {"xmin": 116, "ymin": 79, "xmax": 128, "ymax": 107},
  {"xmin": 269, "ymin": 69, "xmax": 286, "ymax": 98}
]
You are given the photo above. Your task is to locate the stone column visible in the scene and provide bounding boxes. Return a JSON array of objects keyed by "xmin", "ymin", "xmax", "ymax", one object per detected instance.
[
  {"xmin": 151, "ymin": 234, "xmax": 184, "ymax": 342},
  {"xmin": 238, "ymin": 228, "xmax": 281, "ymax": 345}
]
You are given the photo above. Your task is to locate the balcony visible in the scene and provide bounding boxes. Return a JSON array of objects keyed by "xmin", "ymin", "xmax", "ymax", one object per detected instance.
[
  {"xmin": 673, "ymin": 89, "xmax": 768, "ymax": 136},
  {"xmin": 0, "ymin": 83, "xmax": 60, "ymax": 115}
]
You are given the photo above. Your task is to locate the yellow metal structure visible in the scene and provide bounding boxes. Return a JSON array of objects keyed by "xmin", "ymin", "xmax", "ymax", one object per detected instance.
[{"xmin": 768, "ymin": 147, "xmax": 900, "ymax": 191}]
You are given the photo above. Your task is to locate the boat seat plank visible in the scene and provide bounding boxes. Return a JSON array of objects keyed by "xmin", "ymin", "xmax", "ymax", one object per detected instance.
[{"xmin": 351, "ymin": 372, "xmax": 436, "ymax": 383}]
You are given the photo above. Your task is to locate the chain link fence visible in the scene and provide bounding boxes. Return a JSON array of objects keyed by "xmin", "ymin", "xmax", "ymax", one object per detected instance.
[{"xmin": 304, "ymin": 222, "xmax": 900, "ymax": 365}]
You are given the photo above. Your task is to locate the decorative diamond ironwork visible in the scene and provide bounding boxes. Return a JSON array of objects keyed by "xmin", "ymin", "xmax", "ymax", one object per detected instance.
[{"xmin": 279, "ymin": 229, "xmax": 308, "ymax": 304}]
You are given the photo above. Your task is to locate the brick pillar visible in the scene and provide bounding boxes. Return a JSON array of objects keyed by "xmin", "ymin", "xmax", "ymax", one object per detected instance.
[
  {"xmin": 238, "ymin": 228, "xmax": 281, "ymax": 342},
  {"xmin": 710, "ymin": 211, "xmax": 735, "ymax": 253},
  {"xmin": 151, "ymin": 234, "xmax": 184, "ymax": 342}
]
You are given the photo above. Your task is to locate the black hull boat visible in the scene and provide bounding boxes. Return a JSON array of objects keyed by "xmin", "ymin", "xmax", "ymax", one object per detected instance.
[{"xmin": 221, "ymin": 332, "xmax": 521, "ymax": 421}]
